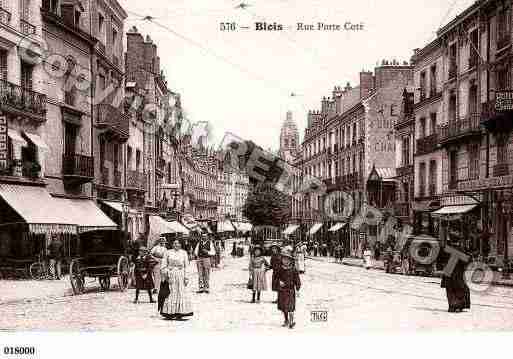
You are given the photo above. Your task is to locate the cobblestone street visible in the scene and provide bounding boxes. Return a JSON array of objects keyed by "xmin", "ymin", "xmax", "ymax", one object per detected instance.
[{"xmin": 3, "ymin": 251, "xmax": 513, "ymax": 332}]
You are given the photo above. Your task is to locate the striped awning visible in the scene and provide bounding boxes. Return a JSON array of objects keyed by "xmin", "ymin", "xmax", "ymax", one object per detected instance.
[
  {"xmin": 167, "ymin": 220, "xmax": 191, "ymax": 235},
  {"xmin": 100, "ymin": 200, "xmax": 124, "ymax": 213},
  {"xmin": 0, "ymin": 184, "xmax": 77, "ymax": 234},
  {"xmin": 218, "ymin": 220, "xmax": 235, "ymax": 232}
]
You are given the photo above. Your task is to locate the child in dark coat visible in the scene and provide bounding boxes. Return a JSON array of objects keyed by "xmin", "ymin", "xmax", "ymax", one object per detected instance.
[
  {"xmin": 276, "ymin": 248, "xmax": 301, "ymax": 329},
  {"xmin": 133, "ymin": 247, "xmax": 158, "ymax": 303},
  {"xmin": 270, "ymin": 246, "xmax": 281, "ymax": 303}
]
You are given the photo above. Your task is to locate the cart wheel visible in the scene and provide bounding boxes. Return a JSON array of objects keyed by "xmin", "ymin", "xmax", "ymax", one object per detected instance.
[
  {"xmin": 69, "ymin": 259, "xmax": 84, "ymax": 295},
  {"xmin": 29, "ymin": 262, "xmax": 45, "ymax": 280},
  {"xmin": 117, "ymin": 256, "xmax": 129, "ymax": 292}
]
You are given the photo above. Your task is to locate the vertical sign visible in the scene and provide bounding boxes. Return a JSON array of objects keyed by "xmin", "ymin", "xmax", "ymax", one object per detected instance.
[{"xmin": 0, "ymin": 115, "xmax": 7, "ymax": 171}]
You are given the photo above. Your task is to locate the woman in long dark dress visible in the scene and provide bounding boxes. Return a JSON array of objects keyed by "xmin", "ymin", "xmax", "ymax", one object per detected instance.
[
  {"xmin": 133, "ymin": 247, "xmax": 158, "ymax": 303},
  {"xmin": 276, "ymin": 248, "xmax": 301, "ymax": 329},
  {"xmin": 270, "ymin": 246, "xmax": 281, "ymax": 303},
  {"xmin": 441, "ymin": 245, "xmax": 471, "ymax": 313}
]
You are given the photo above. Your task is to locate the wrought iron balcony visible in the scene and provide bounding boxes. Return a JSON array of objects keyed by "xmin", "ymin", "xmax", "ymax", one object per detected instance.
[
  {"xmin": 416, "ymin": 134, "xmax": 438, "ymax": 155},
  {"xmin": 62, "ymin": 153, "xmax": 94, "ymax": 185},
  {"xmin": 126, "ymin": 170, "xmax": 146, "ymax": 192},
  {"xmin": 96, "ymin": 104, "xmax": 130, "ymax": 142},
  {"xmin": 493, "ymin": 163, "xmax": 509, "ymax": 177},
  {"xmin": 396, "ymin": 165, "xmax": 414, "ymax": 177},
  {"xmin": 0, "ymin": 7, "xmax": 11, "ymax": 25},
  {"xmin": 0, "ymin": 80, "xmax": 47, "ymax": 121},
  {"xmin": 97, "ymin": 42, "xmax": 106, "ymax": 55},
  {"xmin": 20, "ymin": 19, "xmax": 36, "ymax": 35},
  {"xmin": 438, "ymin": 114, "xmax": 481, "ymax": 145},
  {"xmin": 395, "ymin": 114, "xmax": 414, "ymax": 129}
]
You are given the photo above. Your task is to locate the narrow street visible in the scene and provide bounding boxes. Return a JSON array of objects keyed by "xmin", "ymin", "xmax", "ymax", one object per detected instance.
[{"xmin": 2, "ymin": 252, "xmax": 513, "ymax": 332}]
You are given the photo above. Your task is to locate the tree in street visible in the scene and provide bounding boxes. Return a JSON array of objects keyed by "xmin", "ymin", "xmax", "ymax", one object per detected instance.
[{"xmin": 243, "ymin": 182, "xmax": 291, "ymax": 227}]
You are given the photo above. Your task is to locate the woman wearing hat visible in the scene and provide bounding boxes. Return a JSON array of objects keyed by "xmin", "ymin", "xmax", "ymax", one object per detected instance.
[
  {"xmin": 150, "ymin": 237, "xmax": 168, "ymax": 294},
  {"xmin": 276, "ymin": 248, "xmax": 301, "ymax": 329},
  {"xmin": 133, "ymin": 246, "xmax": 158, "ymax": 303},
  {"xmin": 248, "ymin": 246, "xmax": 271, "ymax": 303},
  {"xmin": 295, "ymin": 241, "xmax": 307, "ymax": 274}
]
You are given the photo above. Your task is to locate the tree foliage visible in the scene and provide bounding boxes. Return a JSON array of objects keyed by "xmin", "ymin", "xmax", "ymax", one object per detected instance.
[{"xmin": 243, "ymin": 182, "xmax": 291, "ymax": 227}]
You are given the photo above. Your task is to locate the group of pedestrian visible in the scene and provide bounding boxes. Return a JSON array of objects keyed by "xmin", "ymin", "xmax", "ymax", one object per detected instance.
[{"xmin": 246, "ymin": 245, "xmax": 301, "ymax": 329}]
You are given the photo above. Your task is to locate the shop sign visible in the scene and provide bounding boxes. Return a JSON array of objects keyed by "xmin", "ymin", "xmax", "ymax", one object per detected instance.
[
  {"xmin": 495, "ymin": 91, "xmax": 513, "ymax": 112},
  {"xmin": 441, "ymin": 195, "xmax": 481, "ymax": 206},
  {"xmin": 458, "ymin": 175, "xmax": 513, "ymax": 191},
  {"xmin": 0, "ymin": 116, "xmax": 7, "ymax": 171}
]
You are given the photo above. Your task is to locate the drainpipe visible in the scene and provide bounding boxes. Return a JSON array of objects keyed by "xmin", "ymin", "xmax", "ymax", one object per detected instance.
[{"xmin": 486, "ymin": 16, "xmax": 491, "ymax": 179}]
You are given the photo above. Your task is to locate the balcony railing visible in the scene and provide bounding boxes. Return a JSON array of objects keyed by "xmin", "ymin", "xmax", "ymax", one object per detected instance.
[
  {"xmin": 416, "ymin": 134, "xmax": 438, "ymax": 155},
  {"xmin": 395, "ymin": 114, "xmax": 414, "ymax": 129},
  {"xmin": 20, "ymin": 19, "xmax": 36, "ymax": 35},
  {"xmin": 126, "ymin": 170, "xmax": 146, "ymax": 191},
  {"xmin": 0, "ymin": 7, "xmax": 11, "ymax": 25},
  {"xmin": 493, "ymin": 163, "xmax": 509, "ymax": 177},
  {"xmin": 96, "ymin": 104, "xmax": 130, "ymax": 141},
  {"xmin": 62, "ymin": 154, "xmax": 94, "ymax": 179},
  {"xmin": 113, "ymin": 169, "xmax": 122, "ymax": 187},
  {"xmin": 396, "ymin": 164, "xmax": 414, "ymax": 177},
  {"xmin": 0, "ymin": 79, "xmax": 47, "ymax": 120},
  {"xmin": 393, "ymin": 203, "xmax": 410, "ymax": 218},
  {"xmin": 438, "ymin": 114, "xmax": 481, "ymax": 144},
  {"xmin": 97, "ymin": 42, "xmax": 106, "ymax": 55}
]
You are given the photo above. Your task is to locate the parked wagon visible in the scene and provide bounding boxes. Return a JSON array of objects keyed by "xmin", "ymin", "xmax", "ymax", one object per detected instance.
[{"xmin": 69, "ymin": 230, "xmax": 130, "ymax": 295}]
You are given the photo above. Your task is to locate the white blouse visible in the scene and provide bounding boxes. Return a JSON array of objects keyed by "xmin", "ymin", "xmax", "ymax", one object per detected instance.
[{"xmin": 161, "ymin": 249, "xmax": 189, "ymax": 279}]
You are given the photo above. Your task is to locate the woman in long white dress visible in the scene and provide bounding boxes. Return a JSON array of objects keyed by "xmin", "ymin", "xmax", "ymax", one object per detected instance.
[
  {"xmin": 295, "ymin": 242, "xmax": 307, "ymax": 274},
  {"xmin": 160, "ymin": 239, "xmax": 193, "ymax": 320}
]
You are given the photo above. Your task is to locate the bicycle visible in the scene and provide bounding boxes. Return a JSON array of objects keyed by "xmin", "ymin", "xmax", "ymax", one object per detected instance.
[{"xmin": 29, "ymin": 253, "xmax": 52, "ymax": 280}]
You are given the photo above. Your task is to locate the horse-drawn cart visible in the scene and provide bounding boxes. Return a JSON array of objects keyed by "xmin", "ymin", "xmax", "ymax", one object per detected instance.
[{"xmin": 69, "ymin": 230, "xmax": 130, "ymax": 295}]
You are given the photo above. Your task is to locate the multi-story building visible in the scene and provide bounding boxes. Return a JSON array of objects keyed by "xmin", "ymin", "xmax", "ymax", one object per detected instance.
[
  {"xmin": 425, "ymin": 0, "xmax": 513, "ymax": 267},
  {"xmin": 298, "ymin": 63, "xmax": 413, "ymax": 257},
  {"xmin": 410, "ymin": 38, "xmax": 444, "ymax": 236},
  {"xmin": 217, "ymin": 154, "xmax": 250, "ymax": 223}
]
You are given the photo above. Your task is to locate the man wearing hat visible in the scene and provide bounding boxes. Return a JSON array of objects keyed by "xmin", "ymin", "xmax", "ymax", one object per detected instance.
[
  {"xmin": 150, "ymin": 237, "xmax": 168, "ymax": 294},
  {"xmin": 194, "ymin": 234, "xmax": 216, "ymax": 293},
  {"xmin": 47, "ymin": 234, "xmax": 64, "ymax": 280}
]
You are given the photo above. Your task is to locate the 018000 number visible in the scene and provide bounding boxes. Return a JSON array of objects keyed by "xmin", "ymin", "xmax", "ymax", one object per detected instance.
[{"xmin": 3, "ymin": 347, "xmax": 36, "ymax": 355}]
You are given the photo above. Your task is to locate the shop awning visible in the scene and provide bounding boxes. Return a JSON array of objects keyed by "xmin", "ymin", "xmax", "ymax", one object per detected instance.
[
  {"xmin": 24, "ymin": 132, "xmax": 49, "ymax": 150},
  {"xmin": 100, "ymin": 200, "xmax": 124, "ymax": 213},
  {"xmin": 283, "ymin": 224, "xmax": 299, "ymax": 235},
  {"xmin": 432, "ymin": 204, "xmax": 477, "ymax": 215},
  {"xmin": 308, "ymin": 223, "xmax": 323, "ymax": 235},
  {"xmin": 218, "ymin": 220, "xmax": 235, "ymax": 232},
  {"xmin": 53, "ymin": 198, "xmax": 118, "ymax": 233},
  {"xmin": 0, "ymin": 184, "xmax": 77, "ymax": 234},
  {"xmin": 8, "ymin": 131, "xmax": 27, "ymax": 146},
  {"xmin": 328, "ymin": 222, "xmax": 346, "ymax": 232},
  {"xmin": 167, "ymin": 220, "xmax": 190, "ymax": 235}
]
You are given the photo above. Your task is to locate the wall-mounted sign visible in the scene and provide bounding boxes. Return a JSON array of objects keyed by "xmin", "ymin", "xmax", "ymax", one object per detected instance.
[
  {"xmin": 0, "ymin": 116, "xmax": 7, "ymax": 171},
  {"xmin": 458, "ymin": 175, "xmax": 513, "ymax": 191},
  {"xmin": 495, "ymin": 91, "xmax": 513, "ymax": 112}
]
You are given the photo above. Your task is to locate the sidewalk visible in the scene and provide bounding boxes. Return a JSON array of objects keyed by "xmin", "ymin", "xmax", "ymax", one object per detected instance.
[{"xmin": 0, "ymin": 277, "xmax": 73, "ymax": 305}]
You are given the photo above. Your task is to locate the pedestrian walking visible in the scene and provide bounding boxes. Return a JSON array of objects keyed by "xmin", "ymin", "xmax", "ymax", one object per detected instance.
[
  {"xmin": 213, "ymin": 240, "xmax": 221, "ymax": 268},
  {"xmin": 194, "ymin": 234, "xmax": 215, "ymax": 293},
  {"xmin": 276, "ymin": 248, "xmax": 301, "ymax": 329},
  {"xmin": 150, "ymin": 237, "xmax": 167, "ymax": 294},
  {"xmin": 295, "ymin": 241, "xmax": 307, "ymax": 274},
  {"xmin": 133, "ymin": 247, "xmax": 158, "ymax": 303},
  {"xmin": 160, "ymin": 239, "xmax": 193, "ymax": 320},
  {"xmin": 248, "ymin": 246, "xmax": 271, "ymax": 303},
  {"xmin": 313, "ymin": 242, "xmax": 318, "ymax": 257},
  {"xmin": 231, "ymin": 241, "xmax": 237, "ymax": 257},
  {"xmin": 363, "ymin": 245, "xmax": 372, "ymax": 270},
  {"xmin": 270, "ymin": 246, "xmax": 281, "ymax": 303},
  {"xmin": 441, "ymin": 244, "xmax": 471, "ymax": 313},
  {"xmin": 47, "ymin": 234, "xmax": 64, "ymax": 280}
]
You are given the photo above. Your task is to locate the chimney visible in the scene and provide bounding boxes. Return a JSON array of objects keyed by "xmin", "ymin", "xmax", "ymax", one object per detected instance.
[
  {"xmin": 359, "ymin": 71, "xmax": 374, "ymax": 99},
  {"xmin": 332, "ymin": 86, "xmax": 344, "ymax": 114},
  {"xmin": 126, "ymin": 26, "xmax": 145, "ymax": 85},
  {"xmin": 321, "ymin": 96, "xmax": 329, "ymax": 114}
]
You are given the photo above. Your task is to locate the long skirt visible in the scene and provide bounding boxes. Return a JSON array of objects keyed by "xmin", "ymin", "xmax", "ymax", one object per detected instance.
[
  {"xmin": 160, "ymin": 268, "xmax": 193, "ymax": 317},
  {"xmin": 278, "ymin": 289, "xmax": 296, "ymax": 312},
  {"xmin": 296, "ymin": 254, "xmax": 305, "ymax": 273},
  {"xmin": 135, "ymin": 271, "xmax": 154, "ymax": 290},
  {"xmin": 152, "ymin": 259, "xmax": 162, "ymax": 292},
  {"xmin": 271, "ymin": 270, "xmax": 280, "ymax": 292},
  {"xmin": 251, "ymin": 268, "xmax": 267, "ymax": 291},
  {"xmin": 446, "ymin": 285, "xmax": 471, "ymax": 310}
]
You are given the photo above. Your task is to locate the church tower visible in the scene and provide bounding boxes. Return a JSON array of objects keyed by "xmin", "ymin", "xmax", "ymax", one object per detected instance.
[{"xmin": 278, "ymin": 111, "xmax": 300, "ymax": 163}]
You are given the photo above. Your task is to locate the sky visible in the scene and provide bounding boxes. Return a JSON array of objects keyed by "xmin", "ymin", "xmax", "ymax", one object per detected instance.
[{"xmin": 120, "ymin": 0, "xmax": 476, "ymax": 151}]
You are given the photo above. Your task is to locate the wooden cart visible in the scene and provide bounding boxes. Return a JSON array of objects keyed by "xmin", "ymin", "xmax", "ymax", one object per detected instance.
[{"xmin": 69, "ymin": 230, "xmax": 129, "ymax": 295}]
